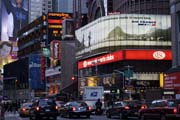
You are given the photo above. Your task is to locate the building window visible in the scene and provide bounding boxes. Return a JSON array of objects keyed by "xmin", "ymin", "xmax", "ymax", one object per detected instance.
[{"xmin": 177, "ymin": 12, "xmax": 180, "ymax": 32}]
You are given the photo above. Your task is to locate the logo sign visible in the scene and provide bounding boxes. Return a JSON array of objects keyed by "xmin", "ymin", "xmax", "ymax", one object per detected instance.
[
  {"xmin": 90, "ymin": 91, "xmax": 98, "ymax": 97},
  {"xmin": 51, "ymin": 40, "xmax": 61, "ymax": 60},
  {"xmin": 48, "ymin": 12, "xmax": 72, "ymax": 42},
  {"xmin": 153, "ymin": 51, "xmax": 166, "ymax": 60},
  {"xmin": 78, "ymin": 50, "xmax": 172, "ymax": 69}
]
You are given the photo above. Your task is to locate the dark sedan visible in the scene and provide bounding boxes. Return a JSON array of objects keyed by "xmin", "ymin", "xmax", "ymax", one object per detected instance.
[
  {"xmin": 29, "ymin": 98, "xmax": 58, "ymax": 120},
  {"xmin": 60, "ymin": 101, "xmax": 92, "ymax": 118},
  {"xmin": 139, "ymin": 99, "xmax": 180, "ymax": 120},
  {"xmin": 125, "ymin": 100, "xmax": 146, "ymax": 117},
  {"xmin": 106, "ymin": 101, "xmax": 130, "ymax": 119}
]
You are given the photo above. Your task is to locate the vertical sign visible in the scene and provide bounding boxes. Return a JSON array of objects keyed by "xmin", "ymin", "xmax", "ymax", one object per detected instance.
[
  {"xmin": 48, "ymin": 12, "xmax": 71, "ymax": 43},
  {"xmin": 29, "ymin": 54, "xmax": 45, "ymax": 90},
  {"xmin": 50, "ymin": 40, "xmax": 61, "ymax": 60}
]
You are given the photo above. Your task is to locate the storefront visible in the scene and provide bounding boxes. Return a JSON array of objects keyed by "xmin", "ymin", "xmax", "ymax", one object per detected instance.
[{"xmin": 78, "ymin": 49, "xmax": 172, "ymax": 100}]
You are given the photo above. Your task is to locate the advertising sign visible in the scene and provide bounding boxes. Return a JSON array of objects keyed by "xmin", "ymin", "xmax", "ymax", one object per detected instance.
[
  {"xmin": 1, "ymin": 0, "xmax": 29, "ymax": 42},
  {"xmin": 164, "ymin": 72, "xmax": 180, "ymax": 94},
  {"xmin": 78, "ymin": 50, "xmax": 172, "ymax": 69},
  {"xmin": 48, "ymin": 13, "xmax": 71, "ymax": 42},
  {"xmin": 0, "ymin": 0, "xmax": 29, "ymax": 69},
  {"xmin": 29, "ymin": 54, "xmax": 45, "ymax": 90},
  {"xmin": 75, "ymin": 14, "xmax": 171, "ymax": 54},
  {"xmin": 50, "ymin": 40, "xmax": 61, "ymax": 60}
]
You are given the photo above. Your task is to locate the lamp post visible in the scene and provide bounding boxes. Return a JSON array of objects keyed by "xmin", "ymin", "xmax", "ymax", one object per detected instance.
[
  {"xmin": 113, "ymin": 70, "xmax": 125, "ymax": 100},
  {"xmin": 113, "ymin": 70, "xmax": 125, "ymax": 89},
  {"xmin": 92, "ymin": 60, "xmax": 101, "ymax": 76},
  {"xmin": 92, "ymin": 60, "xmax": 101, "ymax": 86}
]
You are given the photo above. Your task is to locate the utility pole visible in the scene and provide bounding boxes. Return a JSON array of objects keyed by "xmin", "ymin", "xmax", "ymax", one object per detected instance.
[
  {"xmin": 92, "ymin": 60, "xmax": 101, "ymax": 86},
  {"xmin": 124, "ymin": 65, "xmax": 134, "ymax": 100}
]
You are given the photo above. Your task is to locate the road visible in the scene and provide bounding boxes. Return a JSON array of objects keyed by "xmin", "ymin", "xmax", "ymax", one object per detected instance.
[{"xmin": 5, "ymin": 112, "xmax": 139, "ymax": 120}]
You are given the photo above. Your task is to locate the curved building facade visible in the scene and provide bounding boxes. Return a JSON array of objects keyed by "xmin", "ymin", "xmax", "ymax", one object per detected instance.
[
  {"xmin": 75, "ymin": 0, "xmax": 172, "ymax": 101},
  {"xmin": 75, "ymin": 14, "xmax": 172, "ymax": 101}
]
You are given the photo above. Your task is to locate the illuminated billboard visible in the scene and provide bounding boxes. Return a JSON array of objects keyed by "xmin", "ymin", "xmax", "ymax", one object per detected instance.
[
  {"xmin": 1, "ymin": 0, "xmax": 29, "ymax": 42},
  {"xmin": 0, "ymin": 0, "xmax": 29, "ymax": 69},
  {"xmin": 75, "ymin": 14, "xmax": 171, "ymax": 54},
  {"xmin": 48, "ymin": 12, "xmax": 71, "ymax": 42}
]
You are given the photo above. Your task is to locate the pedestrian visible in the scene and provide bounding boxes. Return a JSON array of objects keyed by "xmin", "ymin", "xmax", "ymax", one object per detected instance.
[{"xmin": 0, "ymin": 104, "xmax": 5, "ymax": 120}]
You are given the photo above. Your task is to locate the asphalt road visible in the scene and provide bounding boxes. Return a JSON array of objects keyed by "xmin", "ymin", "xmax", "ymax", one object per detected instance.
[{"xmin": 4, "ymin": 112, "xmax": 139, "ymax": 120}]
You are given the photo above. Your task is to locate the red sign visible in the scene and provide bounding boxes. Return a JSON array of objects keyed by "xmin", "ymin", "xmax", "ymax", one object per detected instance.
[
  {"xmin": 78, "ymin": 50, "xmax": 172, "ymax": 69},
  {"xmin": 164, "ymin": 72, "xmax": 180, "ymax": 94},
  {"xmin": 124, "ymin": 50, "xmax": 171, "ymax": 60},
  {"xmin": 41, "ymin": 56, "xmax": 45, "ymax": 80},
  {"xmin": 51, "ymin": 40, "xmax": 61, "ymax": 60},
  {"xmin": 48, "ymin": 19, "xmax": 63, "ymax": 24}
]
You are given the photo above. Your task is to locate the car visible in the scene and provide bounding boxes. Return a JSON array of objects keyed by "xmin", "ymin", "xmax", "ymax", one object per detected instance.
[
  {"xmin": 18, "ymin": 102, "xmax": 32, "ymax": 117},
  {"xmin": 55, "ymin": 101, "xmax": 65, "ymax": 115},
  {"xmin": 60, "ymin": 101, "xmax": 92, "ymax": 118},
  {"xmin": 106, "ymin": 101, "xmax": 130, "ymax": 119},
  {"xmin": 139, "ymin": 99, "xmax": 180, "ymax": 120},
  {"xmin": 125, "ymin": 100, "xmax": 147, "ymax": 117},
  {"xmin": 29, "ymin": 98, "xmax": 58, "ymax": 120}
]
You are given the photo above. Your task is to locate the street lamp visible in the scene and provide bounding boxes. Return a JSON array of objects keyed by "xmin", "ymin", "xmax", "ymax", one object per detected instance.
[
  {"xmin": 113, "ymin": 70, "xmax": 125, "ymax": 89},
  {"xmin": 92, "ymin": 60, "xmax": 101, "ymax": 76}
]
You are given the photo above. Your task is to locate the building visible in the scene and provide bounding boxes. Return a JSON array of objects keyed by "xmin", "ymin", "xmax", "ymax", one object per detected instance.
[
  {"xmin": 29, "ymin": 0, "xmax": 52, "ymax": 22},
  {"xmin": 52, "ymin": 0, "xmax": 87, "ymax": 14},
  {"xmin": 113, "ymin": 0, "xmax": 170, "ymax": 15},
  {"xmin": 75, "ymin": 0, "xmax": 172, "ymax": 101},
  {"xmin": 163, "ymin": 0, "xmax": 180, "ymax": 99}
]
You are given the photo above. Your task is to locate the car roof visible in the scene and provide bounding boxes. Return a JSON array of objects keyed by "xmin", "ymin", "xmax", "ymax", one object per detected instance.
[{"xmin": 152, "ymin": 99, "xmax": 180, "ymax": 103}]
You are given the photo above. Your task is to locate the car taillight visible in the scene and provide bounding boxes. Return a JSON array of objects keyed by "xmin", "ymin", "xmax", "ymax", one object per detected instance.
[
  {"xmin": 22, "ymin": 108, "xmax": 26, "ymax": 111},
  {"xmin": 173, "ymin": 108, "xmax": 177, "ymax": 114},
  {"xmin": 55, "ymin": 106, "xmax": 58, "ymax": 110},
  {"xmin": 72, "ymin": 107, "xmax": 76, "ymax": 111},
  {"xmin": 36, "ymin": 106, "xmax": 40, "ymax": 111},
  {"xmin": 141, "ymin": 104, "xmax": 147, "ymax": 109},
  {"xmin": 88, "ymin": 106, "xmax": 92, "ymax": 111},
  {"xmin": 124, "ymin": 106, "xmax": 129, "ymax": 110}
]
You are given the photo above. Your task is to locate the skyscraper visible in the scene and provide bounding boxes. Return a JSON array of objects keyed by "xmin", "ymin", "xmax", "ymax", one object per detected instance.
[{"xmin": 29, "ymin": 0, "xmax": 52, "ymax": 22}]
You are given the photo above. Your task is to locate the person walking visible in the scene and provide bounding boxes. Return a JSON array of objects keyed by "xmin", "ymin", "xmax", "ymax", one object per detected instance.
[{"xmin": 0, "ymin": 104, "xmax": 5, "ymax": 120}]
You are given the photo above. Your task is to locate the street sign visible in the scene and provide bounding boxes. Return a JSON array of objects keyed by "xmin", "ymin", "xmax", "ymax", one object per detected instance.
[
  {"xmin": 43, "ymin": 48, "xmax": 50, "ymax": 57},
  {"xmin": 124, "ymin": 69, "xmax": 133, "ymax": 78}
]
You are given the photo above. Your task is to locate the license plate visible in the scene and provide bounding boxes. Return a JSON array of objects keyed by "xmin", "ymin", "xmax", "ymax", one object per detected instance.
[
  {"xmin": 80, "ymin": 108, "xmax": 86, "ymax": 111},
  {"xmin": 134, "ymin": 112, "xmax": 138, "ymax": 115},
  {"xmin": 45, "ymin": 109, "xmax": 50, "ymax": 112}
]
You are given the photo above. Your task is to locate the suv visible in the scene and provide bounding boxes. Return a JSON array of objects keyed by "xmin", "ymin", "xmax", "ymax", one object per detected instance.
[
  {"xmin": 29, "ymin": 98, "xmax": 58, "ymax": 120},
  {"xmin": 139, "ymin": 99, "xmax": 180, "ymax": 120}
]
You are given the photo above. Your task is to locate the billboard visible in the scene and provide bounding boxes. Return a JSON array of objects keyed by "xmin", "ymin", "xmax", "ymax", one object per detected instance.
[
  {"xmin": 75, "ymin": 14, "xmax": 171, "ymax": 53},
  {"xmin": 48, "ymin": 12, "xmax": 71, "ymax": 42},
  {"xmin": 29, "ymin": 54, "xmax": 45, "ymax": 90},
  {"xmin": 0, "ymin": 0, "xmax": 29, "ymax": 69}
]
